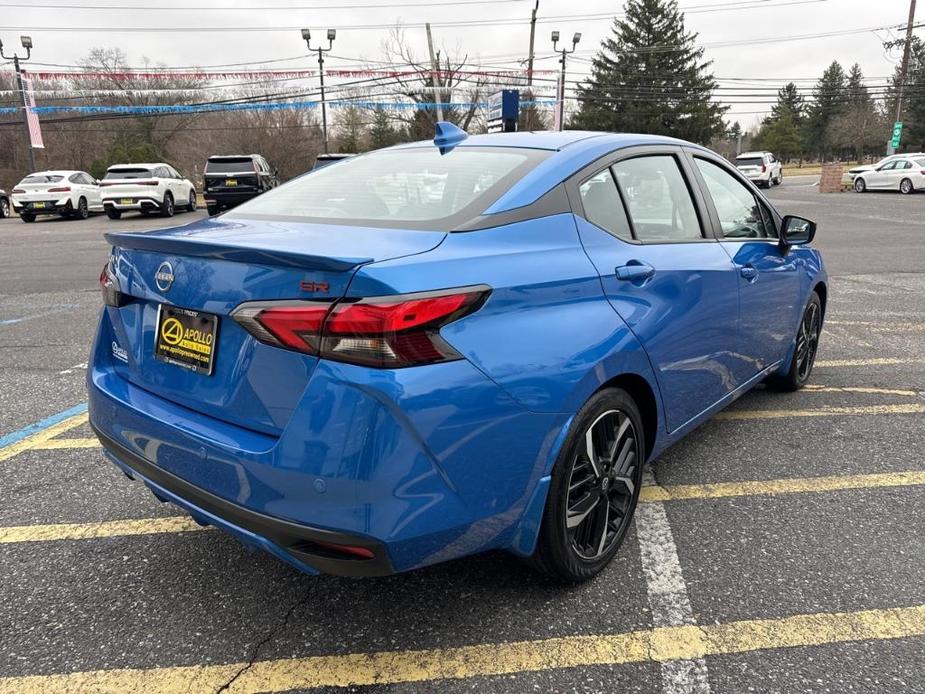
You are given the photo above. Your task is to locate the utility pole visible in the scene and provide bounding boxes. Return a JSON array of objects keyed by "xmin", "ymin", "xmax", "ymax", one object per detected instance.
[
  {"xmin": 425, "ymin": 23, "xmax": 444, "ymax": 122},
  {"xmin": 526, "ymin": 0, "xmax": 539, "ymax": 87},
  {"xmin": 888, "ymin": 0, "xmax": 917, "ymax": 154},
  {"xmin": 0, "ymin": 35, "xmax": 36, "ymax": 173},
  {"xmin": 551, "ymin": 31, "xmax": 581, "ymax": 131},
  {"xmin": 301, "ymin": 27, "xmax": 336, "ymax": 154}
]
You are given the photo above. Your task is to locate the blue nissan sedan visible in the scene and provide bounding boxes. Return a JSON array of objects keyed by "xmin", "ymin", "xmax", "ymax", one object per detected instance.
[{"xmin": 89, "ymin": 126, "xmax": 825, "ymax": 582}]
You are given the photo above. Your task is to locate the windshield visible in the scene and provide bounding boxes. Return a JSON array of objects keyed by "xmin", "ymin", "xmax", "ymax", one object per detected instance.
[
  {"xmin": 104, "ymin": 168, "xmax": 153, "ymax": 179},
  {"xmin": 229, "ymin": 146, "xmax": 547, "ymax": 228},
  {"xmin": 206, "ymin": 158, "xmax": 256, "ymax": 174},
  {"xmin": 735, "ymin": 158, "xmax": 764, "ymax": 167},
  {"xmin": 21, "ymin": 175, "xmax": 64, "ymax": 184}
]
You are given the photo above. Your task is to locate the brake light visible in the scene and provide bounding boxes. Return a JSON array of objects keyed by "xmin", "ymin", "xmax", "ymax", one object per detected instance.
[
  {"xmin": 99, "ymin": 261, "xmax": 128, "ymax": 307},
  {"xmin": 761, "ymin": 165, "xmax": 767, "ymax": 173},
  {"xmin": 48, "ymin": 186, "xmax": 71, "ymax": 193},
  {"xmin": 233, "ymin": 286, "xmax": 490, "ymax": 368},
  {"xmin": 12, "ymin": 188, "xmax": 25, "ymax": 194}
]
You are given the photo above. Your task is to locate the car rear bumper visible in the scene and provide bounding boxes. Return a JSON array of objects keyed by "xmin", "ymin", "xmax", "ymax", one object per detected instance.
[
  {"xmin": 103, "ymin": 197, "xmax": 163, "ymax": 211},
  {"xmin": 12, "ymin": 199, "xmax": 70, "ymax": 215},
  {"xmin": 205, "ymin": 191, "xmax": 260, "ymax": 208}
]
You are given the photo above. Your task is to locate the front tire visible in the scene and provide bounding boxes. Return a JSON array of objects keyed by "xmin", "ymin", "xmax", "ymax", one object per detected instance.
[
  {"xmin": 854, "ymin": 178, "xmax": 866, "ymax": 193},
  {"xmin": 766, "ymin": 292, "xmax": 823, "ymax": 392},
  {"xmin": 160, "ymin": 192, "xmax": 175, "ymax": 217},
  {"xmin": 900, "ymin": 178, "xmax": 914, "ymax": 195},
  {"xmin": 0, "ymin": 197, "xmax": 10, "ymax": 218},
  {"xmin": 531, "ymin": 388, "xmax": 644, "ymax": 582}
]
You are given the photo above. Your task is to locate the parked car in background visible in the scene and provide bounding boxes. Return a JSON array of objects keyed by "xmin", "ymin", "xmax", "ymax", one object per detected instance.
[
  {"xmin": 0, "ymin": 188, "xmax": 9, "ymax": 219},
  {"xmin": 203, "ymin": 154, "xmax": 278, "ymax": 216},
  {"xmin": 90, "ymin": 126, "xmax": 826, "ymax": 582},
  {"xmin": 734, "ymin": 151, "xmax": 782, "ymax": 188},
  {"xmin": 100, "ymin": 163, "xmax": 196, "ymax": 219},
  {"xmin": 845, "ymin": 153, "xmax": 925, "ymax": 183},
  {"xmin": 10, "ymin": 170, "xmax": 103, "ymax": 223},
  {"xmin": 312, "ymin": 152, "xmax": 355, "ymax": 170},
  {"xmin": 853, "ymin": 154, "xmax": 925, "ymax": 194}
]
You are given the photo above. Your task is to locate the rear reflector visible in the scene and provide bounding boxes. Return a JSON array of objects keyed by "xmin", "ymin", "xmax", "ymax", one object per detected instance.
[
  {"xmin": 232, "ymin": 286, "xmax": 490, "ymax": 368},
  {"xmin": 11, "ymin": 188, "xmax": 24, "ymax": 194}
]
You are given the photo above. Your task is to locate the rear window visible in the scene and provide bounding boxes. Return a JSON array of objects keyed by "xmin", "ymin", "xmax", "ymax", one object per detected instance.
[
  {"xmin": 206, "ymin": 158, "xmax": 256, "ymax": 174},
  {"xmin": 21, "ymin": 175, "xmax": 64, "ymax": 184},
  {"xmin": 229, "ymin": 146, "xmax": 548, "ymax": 229},
  {"xmin": 105, "ymin": 168, "xmax": 152, "ymax": 179},
  {"xmin": 915, "ymin": 158, "xmax": 925, "ymax": 167},
  {"xmin": 735, "ymin": 157, "xmax": 764, "ymax": 167}
]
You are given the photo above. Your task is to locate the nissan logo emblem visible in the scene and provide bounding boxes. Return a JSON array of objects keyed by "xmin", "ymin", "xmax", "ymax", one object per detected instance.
[{"xmin": 155, "ymin": 261, "xmax": 175, "ymax": 292}]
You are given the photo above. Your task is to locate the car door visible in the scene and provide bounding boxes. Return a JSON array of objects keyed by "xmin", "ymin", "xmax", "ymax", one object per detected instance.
[
  {"xmin": 80, "ymin": 172, "xmax": 102, "ymax": 208},
  {"xmin": 893, "ymin": 160, "xmax": 913, "ymax": 190},
  {"xmin": 571, "ymin": 147, "xmax": 741, "ymax": 433},
  {"xmin": 868, "ymin": 161, "xmax": 895, "ymax": 189},
  {"xmin": 689, "ymin": 153, "xmax": 802, "ymax": 378}
]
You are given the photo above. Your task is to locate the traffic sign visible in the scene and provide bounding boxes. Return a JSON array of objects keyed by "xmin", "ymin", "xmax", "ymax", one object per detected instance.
[{"xmin": 890, "ymin": 121, "xmax": 903, "ymax": 149}]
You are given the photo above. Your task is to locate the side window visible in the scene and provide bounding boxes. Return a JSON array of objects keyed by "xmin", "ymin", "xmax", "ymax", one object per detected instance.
[
  {"xmin": 901, "ymin": 161, "xmax": 913, "ymax": 170},
  {"xmin": 695, "ymin": 158, "xmax": 770, "ymax": 239},
  {"xmin": 69, "ymin": 173, "xmax": 81, "ymax": 184},
  {"xmin": 578, "ymin": 168, "xmax": 633, "ymax": 242},
  {"xmin": 612, "ymin": 155, "xmax": 702, "ymax": 242},
  {"xmin": 880, "ymin": 162, "xmax": 897, "ymax": 172}
]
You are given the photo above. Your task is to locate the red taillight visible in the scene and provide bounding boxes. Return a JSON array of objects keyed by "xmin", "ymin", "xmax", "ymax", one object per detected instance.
[
  {"xmin": 48, "ymin": 186, "xmax": 71, "ymax": 193},
  {"xmin": 12, "ymin": 188, "xmax": 25, "ymax": 194},
  {"xmin": 761, "ymin": 165, "xmax": 767, "ymax": 173},
  {"xmin": 99, "ymin": 261, "xmax": 127, "ymax": 307},
  {"xmin": 232, "ymin": 286, "xmax": 490, "ymax": 368}
]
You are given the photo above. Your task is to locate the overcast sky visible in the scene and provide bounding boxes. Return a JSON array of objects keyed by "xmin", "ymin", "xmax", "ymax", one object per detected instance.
[{"xmin": 2, "ymin": 0, "xmax": 917, "ymax": 127}]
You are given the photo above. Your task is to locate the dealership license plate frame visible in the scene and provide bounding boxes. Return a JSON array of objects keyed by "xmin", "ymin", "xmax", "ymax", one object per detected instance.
[{"xmin": 154, "ymin": 304, "xmax": 219, "ymax": 376}]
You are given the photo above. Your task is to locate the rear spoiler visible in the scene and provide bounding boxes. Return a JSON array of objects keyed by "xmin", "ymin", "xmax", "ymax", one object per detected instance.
[{"xmin": 104, "ymin": 231, "xmax": 372, "ymax": 272}]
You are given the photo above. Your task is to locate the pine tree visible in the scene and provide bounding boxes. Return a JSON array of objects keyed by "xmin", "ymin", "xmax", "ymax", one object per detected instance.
[
  {"xmin": 769, "ymin": 82, "xmax": 804, "ymax": 123},
  {"xmin": 845, "ymin": 63, "xmax": 870, "ymax": 106},
  {"xmin": 805, "ymin": 61, "xmax": 847, "ymax": 160},
  {"xmin": 571, "ymin": 0, "xmax": 726, "ymax": 143},
  {"xmin": 830, "ymin": 63, "xmax": 882, "ymax": 161},
  {"xmin": 369, "ymin": 108, "xmax": 402, "ymax": 150}
]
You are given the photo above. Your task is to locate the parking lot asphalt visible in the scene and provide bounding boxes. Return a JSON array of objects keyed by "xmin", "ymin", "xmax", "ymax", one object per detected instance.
[{"xmin": 0, "ymin": 180, "xmax": 923, "ymax": 693}]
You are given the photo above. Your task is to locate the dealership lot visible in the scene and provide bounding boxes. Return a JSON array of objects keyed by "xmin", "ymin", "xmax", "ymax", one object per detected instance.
[{"xmin": 0, "ymin": 179, "xmax": 923, "ymax": 693}]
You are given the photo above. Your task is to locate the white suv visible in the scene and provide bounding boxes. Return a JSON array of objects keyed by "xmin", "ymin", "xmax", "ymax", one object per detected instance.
[
  {"xmin": 10, "ymin": 170, "xmax": 103, "ymax": 223},
  {"xmin": 101, "ymin": 163, "xmax": 197, "ymax": 219},
  {"xmin": 735, "ymin": 151, "xmax": 782, "ymax": 188}
]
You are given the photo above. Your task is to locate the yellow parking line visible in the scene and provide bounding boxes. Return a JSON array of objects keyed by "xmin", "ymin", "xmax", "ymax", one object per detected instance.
[
  {"xmin": 0, "ymin": 413, "xmax": 88, "ymax": 462},
  {"xmin": 815, "ymin": 357, "xmax": 925, "ymax": 368},
  {"xmin": 717, "ymin": 403, "xmax": 925, "ymax": 420},
  {"xmin": 0, "ymin": 603, "xmax": 921, "ymax": 692},
  {"xmin": 639, "ymin": 470, "xmax": 925, "ymax": 503},
  {"xmin": 31, "ymin": 438, "xmax": 101, "ymax": 450},
  {"xmin": 803, "ymin": 384, "xmax": 919, "ymax": 397},
  {"xmin": 0, "ymin": 516, "xmax": 206, "ymax": 544}
]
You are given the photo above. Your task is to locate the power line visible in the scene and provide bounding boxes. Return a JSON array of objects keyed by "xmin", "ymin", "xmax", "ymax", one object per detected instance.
[{"xmin": 0, "ymin": 0, "xmax": 529, "ymax": 9}]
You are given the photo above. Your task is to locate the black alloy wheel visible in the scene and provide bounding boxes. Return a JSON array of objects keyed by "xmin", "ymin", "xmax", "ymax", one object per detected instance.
[
  {"xmin": 766, "ymin": 292, "xmax": 823, "ymax": 392},
  {"xmin": 531, "ymin": 388, "xmax": 644, "ymax": 582}
]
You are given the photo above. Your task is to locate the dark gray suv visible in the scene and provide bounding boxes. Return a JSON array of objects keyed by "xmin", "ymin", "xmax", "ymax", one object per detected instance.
[{"xmin": 203, "ymin": 154, "xmax": 278, "ymax": 216}]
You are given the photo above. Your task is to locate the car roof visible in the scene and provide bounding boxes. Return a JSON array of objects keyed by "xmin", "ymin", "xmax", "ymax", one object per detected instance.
[
  {"xmin": 24, "ymin": 170, "xmax": 82, "ymax": 176},
  {"xmin": 208, "ymin": 154, "xmax": 261, "ymax": 160},
  {"xmin": 736, "ymin": 151, "xmax": 769, "ymax": 158},
  {"xmin": 106, "ymin": 163, "xmax": 168, "ymax": 169}
]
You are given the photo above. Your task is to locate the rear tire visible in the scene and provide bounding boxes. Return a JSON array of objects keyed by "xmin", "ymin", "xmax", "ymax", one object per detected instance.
[
  {"xmin": 160, "ymin": 192, "xmax": 175, "ymax": 218},
  {"xmin": 854, "ymin": 178, "xmax": 866, "ymax": 193},
  {"xmin": 186, "ymin": 190, "xmax": 197, "ymax": 212},
  {"xmin": 766, "ymin": 292, "xmax": 823, "ymax": 392},
  {"xmin": 900, "ymin": 178, "xmax": 914, "ymax": 195},
  {"xmin": 106, "ymin": 208, "xmax": 122, "ymax": 220},
  {"xmin": 21, "ymin": 213, "xmax": 35, "ymax": 223},
  {"xmin": 530, "ymin": 388, "xmax": 644, "ymax": 582},
  {"xmin": 0, "ymin": 197, "xmax": 9, "ymax": 218},
  {"xmin": 75, "ymin": 197, "xmax": 90, "ymax": 220}
]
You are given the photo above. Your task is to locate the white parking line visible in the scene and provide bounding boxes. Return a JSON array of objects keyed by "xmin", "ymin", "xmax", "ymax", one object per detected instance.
[{"xmin": 636, "ymin": 468, "xmax": 711, "ymax": 694}]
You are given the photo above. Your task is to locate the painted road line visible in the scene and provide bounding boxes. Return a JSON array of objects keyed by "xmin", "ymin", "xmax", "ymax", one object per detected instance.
[
  {"xmin": 636, "ymin": 468, "xmax": 711, "ymax": 693},
  {"xmin": 827, "ymin": 320, "xmax": 925, "ymax": 332},
  {"xmin": 0, "ymin": 405, "xmax": 89, "ymax": 462},
  {"xmin": 0, "ymin": 304, "xmax": 80, "ymax": 326},
  {"xmin": 803, "ymin": 384, "xmax": 920, "ymax": 397},
  {"xmin": 639, "ymin": 470, "xmax": 925, "ymax": 503},
  {"xmin": 0, "ymin": 604, "xmax": 922, "ymax": 692},
  {"xmin": 816, "ymin": 357, "xmax": 925, "ymax": 368},
  {"xmin": 0, "ymin": 516, "xmax": 206, "ymax": 544},
  {"xmin": 716, "ymin": 403, "xmax": 925, "ymax": 420},
  {"xmin": 32, "ymin": 438, "xmax": 101, "ymax": 450},
  {"xmin": 5, "ymin": 471, "xmax": 925, "ymax": 546}
]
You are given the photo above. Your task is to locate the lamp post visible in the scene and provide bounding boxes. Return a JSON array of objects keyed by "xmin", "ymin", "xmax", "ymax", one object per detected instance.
[
  {"xmin": 302, "ymin": 27, "xmax": 336, "ymax": 154},
  {"xmin": 0, "ymin": 35, "xmax": 36, "ymax": 172},
  {"xmin": 551, "ymin": 31, "xmax": 580, "ymax": 131}
]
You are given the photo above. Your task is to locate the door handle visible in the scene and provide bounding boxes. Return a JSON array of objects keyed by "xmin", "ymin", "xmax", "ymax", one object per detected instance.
[
  {"xmin": 739, "ymin": 265, "xmax": 759, "ymax": 281},
  {"xmin": 615, "ymin": 262, "xmax": 655, "ymax": 281}
]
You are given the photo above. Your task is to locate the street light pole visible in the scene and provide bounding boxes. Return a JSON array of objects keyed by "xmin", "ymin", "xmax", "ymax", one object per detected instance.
[
  {"xmin": 302, "ymin": 28, "xmax": 336, "ymax": 154},
  {"xmin": 551, "ymin": 31, "xmax": 580, "ymax": 132},
  {"xmin": 0, "ymin": 35, "xmax": 36, "ymax": 173}
]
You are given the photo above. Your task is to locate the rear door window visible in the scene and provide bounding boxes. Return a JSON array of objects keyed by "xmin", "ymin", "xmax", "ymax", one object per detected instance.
[
  {"xmin": 695, "ymin": 158, "xmax": 772, "ymax": 239},
  {"xmin": 578, "ymin": 169, "xmax": 633, "ymax": 241},
  {"xmin": 611, "ymin": 155, "xmax": 703, "ymax": 242}
]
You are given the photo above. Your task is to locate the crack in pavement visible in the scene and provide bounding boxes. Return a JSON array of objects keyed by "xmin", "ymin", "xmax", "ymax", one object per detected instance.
[{"xmin": 215, "ymin": 588, "xmax": 312, "ymax": 694}]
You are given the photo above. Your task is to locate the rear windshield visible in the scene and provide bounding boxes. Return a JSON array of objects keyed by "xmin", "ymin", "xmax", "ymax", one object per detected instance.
[
  {"xmin": 229, "ymin": 146, "xmax": 548, "ymax": 229},
  {"xmin": 735, "ymin": 157, "xmax": 764, "ymax": 167},
  {"xmin": 104, "ymin": 168, "xmax": 152, "ymax": 179},
  {"xmin": 21, "ymin": 174, "xmax": 64, "ymax": 184},
  {"xmin": 206, "ymin": 158, "xmax": 255, "ymax": 173}
]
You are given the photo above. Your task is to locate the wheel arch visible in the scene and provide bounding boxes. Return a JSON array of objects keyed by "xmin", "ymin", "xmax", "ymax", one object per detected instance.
[
  {"xmin": 812, "ymin": 280, "xmax": 828, "ymax": 319},
  {"xmin": 595, "ymin": 372, "xmax": 658, "ymax": 462}
]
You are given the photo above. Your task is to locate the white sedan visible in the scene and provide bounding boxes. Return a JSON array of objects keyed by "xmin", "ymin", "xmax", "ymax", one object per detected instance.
[
  {"xmin": 10, "ymin": 170, "xmax": 103, "ymax": 223},
  {"xmin": 100, "ymin": 163, "xmax": 197, "ymax": 219},
  {"xmin": 853, "ymin": 155, "xmax": 925, "ymax": 195}
]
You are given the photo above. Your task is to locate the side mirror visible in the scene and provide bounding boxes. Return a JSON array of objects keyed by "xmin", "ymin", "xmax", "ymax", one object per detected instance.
[{"xmin": 779, "ymin": 215, "xmax": 816, "ymax": 247}]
